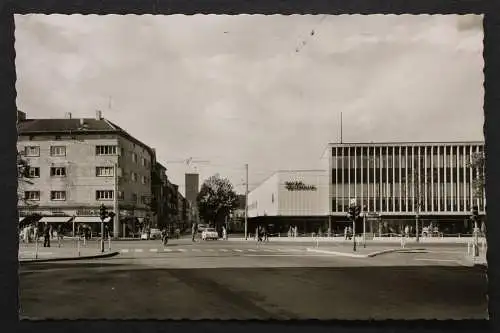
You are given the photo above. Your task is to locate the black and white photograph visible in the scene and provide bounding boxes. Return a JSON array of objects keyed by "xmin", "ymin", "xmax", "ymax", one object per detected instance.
[{"xmin": 16, "ymin": 14, "xmax": 487, "ymax": 320}]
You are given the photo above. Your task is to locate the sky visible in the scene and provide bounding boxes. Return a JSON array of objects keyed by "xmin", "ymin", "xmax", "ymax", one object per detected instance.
[{"xmin": 14, "ymin": 14, "xmax": 484, "ymax": 195}]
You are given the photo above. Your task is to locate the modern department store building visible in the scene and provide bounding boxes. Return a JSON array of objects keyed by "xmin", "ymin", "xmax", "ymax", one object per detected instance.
[{"xmin": 248, "ymin": 141, "xmax": 485, "ymax": 236}]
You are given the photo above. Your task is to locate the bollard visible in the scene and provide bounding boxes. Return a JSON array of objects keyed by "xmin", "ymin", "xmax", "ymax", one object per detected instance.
[
  {"xmin": 108, "ymin": 236, "xmax": 111, "ymax": 251},
  {"xmin": 34, "ymin": 236, "xmax": 39, "ymax": 260},
  {"xmin": 77, "ymin": 237, "xmax": 80, "ymax": 257},
  {"xmin": 467, "ymin": 241, "xmax": 471, "ymax": 256},
  {"xmin": 316, "ymin": 237, "xmax": 319, "ymax": 248}
]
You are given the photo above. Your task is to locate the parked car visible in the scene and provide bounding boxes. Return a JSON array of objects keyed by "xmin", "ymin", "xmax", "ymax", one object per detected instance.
[
  {"xmin": 202, "ymin": 228, "xmax": 219, "ymax": 241},
  {"xmin": 149, "ymin": 228, "xmax": 162, "ymax": 240}
]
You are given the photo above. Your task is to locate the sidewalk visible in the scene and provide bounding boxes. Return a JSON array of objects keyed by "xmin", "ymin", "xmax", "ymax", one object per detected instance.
[
  {"xmin": 227, "ymin": 236, "xmax": 477, "ymax": 244},
  {"xmin": 19, "ymin": 243, "xmax": 119, "ymax": 262},
  {"xmin": 463, "ymin": 254, "xmax": 488, "ymax": 267},
  {"xmin": 305, "ymin": 243, "xmax": 425, "ymax": 258}
]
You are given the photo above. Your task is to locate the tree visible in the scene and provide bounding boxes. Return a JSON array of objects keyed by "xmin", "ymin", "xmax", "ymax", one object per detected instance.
[
  {"xmin": 17, "ymin": 151, "xmax": 35, "ymax": 205},
  {"xmin": 467, "ymin": 152, "xmax": 485, "ymax": 202},
  {"xmin": 467, "ymin": 151, "xmax": 486, "ymax": 232},
  {"xmin": 405, "ymin": 156, "xmax": 432, "ymax": 243},
  {"xmin": 196, "ymin": 175, "xmax": 239, "ymax": 230}
]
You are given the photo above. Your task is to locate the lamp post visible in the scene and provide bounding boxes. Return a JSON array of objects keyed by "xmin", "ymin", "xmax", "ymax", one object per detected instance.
[{"xmin": 363, "ymin": 205, "xmax": 367, "ymax": 248}]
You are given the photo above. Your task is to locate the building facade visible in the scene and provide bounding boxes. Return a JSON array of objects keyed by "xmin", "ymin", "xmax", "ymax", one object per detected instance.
[
  {"xmin": 247, "ymin": 141, "xmax": 486, "ymax": 236},
  {"xmin": 17, "ymin": 111, "xmax": 155, "ymax": 237},
  {"xmin": 248, "ymin": 170, "xmax": 329, "ymax": 234}
]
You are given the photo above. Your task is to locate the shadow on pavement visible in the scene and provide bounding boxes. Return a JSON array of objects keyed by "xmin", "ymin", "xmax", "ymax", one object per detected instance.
[{"xmin": 19, "ymin": 264, "xmax": 488, "ymax": 320}]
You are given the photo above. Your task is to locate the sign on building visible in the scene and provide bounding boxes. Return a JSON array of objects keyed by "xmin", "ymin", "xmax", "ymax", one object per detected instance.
[{"xmin": 284, "ymin": 181, "xmax": 317, "ymax": 191}]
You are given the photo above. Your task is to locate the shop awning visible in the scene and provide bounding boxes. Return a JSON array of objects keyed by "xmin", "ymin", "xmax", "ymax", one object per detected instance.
[
  {"xmin": 74, "ymin": 216, "xmax": 111, "ymax": 223},
  {"xmin": 39, "ymin": 216, "xmax": 73, "ymax": 223}
]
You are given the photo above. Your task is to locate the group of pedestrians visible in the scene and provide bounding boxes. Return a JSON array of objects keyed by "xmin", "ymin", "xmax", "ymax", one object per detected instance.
[
  {"xmin": 344, "ymin": 226, "xmax": 353, "ymax": 240},
  {"xmin": 20, "ymin": 223, "xmax": 65, "ymax": 247},
  {"xmin": 256, "ymin": 225, "xmax": 269, "ymax": 242},
  {"xmin": 287, "ymin": 225, "xmax": 298, "ymax": 238}
]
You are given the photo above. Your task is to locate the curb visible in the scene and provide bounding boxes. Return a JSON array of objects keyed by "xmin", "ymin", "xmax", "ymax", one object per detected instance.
[
  {"xmin": 306, "ymin": 248, "xmax": 428, "ymax": 258},
  {"xmin": 19, "ymin": 250, "xmax": 120, "ymax": 263}
]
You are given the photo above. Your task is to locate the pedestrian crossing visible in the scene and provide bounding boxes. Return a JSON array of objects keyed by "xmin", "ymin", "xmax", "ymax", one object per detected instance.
[{"xmin": 118, "ymin": 247, "xmax": 308, "ymax": 255}]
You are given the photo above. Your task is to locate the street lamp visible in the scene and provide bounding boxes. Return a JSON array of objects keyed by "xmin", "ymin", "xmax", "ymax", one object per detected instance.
[{"xmin": 362, "ymin": 205, "xmax": 367, "ymax": 248}]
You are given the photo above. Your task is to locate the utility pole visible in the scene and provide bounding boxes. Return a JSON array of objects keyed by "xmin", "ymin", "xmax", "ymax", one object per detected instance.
[
  {"xmin": 340, "ymin": 112, "xmax": 343, "ymax": 144},
  {"xmin": 113, "ymin": 163, "xmax": 120, "ymax": 239},
  {"xmin": 245, "ymin": 163, "xmax": 249, "ymax": 240}
]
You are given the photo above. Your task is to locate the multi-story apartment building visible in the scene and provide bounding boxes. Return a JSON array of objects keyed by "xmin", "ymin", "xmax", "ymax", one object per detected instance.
[{"xmin": 17, "ymin": 111, "xmax": 155, "ymax": 238}]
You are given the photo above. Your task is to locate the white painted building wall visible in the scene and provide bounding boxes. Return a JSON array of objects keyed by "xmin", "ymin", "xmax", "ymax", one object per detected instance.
[
  {"xmin": 248, "ymin": 170, "xmax": 329, "ymax": 218},
  {"xmin": 247, "ymin": 173, "xmax": 279, "ymax": 218},
  {"xmin": 277, "ymin": 170, "xmax": 329, "ymax": 216}
]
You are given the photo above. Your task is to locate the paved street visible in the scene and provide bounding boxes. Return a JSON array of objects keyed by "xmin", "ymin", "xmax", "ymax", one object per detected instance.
[{"xmin": 19, "ymin": 237, "xmax": 488, "ymax": 320}]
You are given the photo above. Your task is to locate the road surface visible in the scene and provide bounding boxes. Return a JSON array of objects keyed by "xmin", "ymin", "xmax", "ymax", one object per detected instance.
[{"xmin": 19, "ymin": 238, "xmax": 488, "ymax": 320}]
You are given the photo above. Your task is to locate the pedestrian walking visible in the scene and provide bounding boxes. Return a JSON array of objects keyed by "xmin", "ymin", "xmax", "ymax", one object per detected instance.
[
  {"xmin": 344, "ymin": 226, "xmax": 348, "ymax": 240},
  {"xmin": 57, "ymin": 224, "xmax": 64, "ymax": 247},
  {"xmin": 43, "ymin": 223, "xmax": 51, "ymax": 248},
  {"xmin": 161, "ymin": 228, "xmax": 169, "ymax": 246},
  {"xmin": 222, "ymin": 226, "xmax": 227, "ymax": 240},
  {"xmin": 22, "ymin": 225, "xmax": 29, "ymax": 244},
  {"xmin": 50, "ymin": 224, "xmax": 54, "ymax": 240},
  {"xmin": 191, "ymin": 223, "xmax": 197, "ymax": 242}
]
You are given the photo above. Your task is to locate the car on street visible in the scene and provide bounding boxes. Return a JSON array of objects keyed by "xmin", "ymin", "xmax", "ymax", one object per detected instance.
[
  {"xmin": 201, "ymin": 228, "xmax": 219, "ymax": 241},
  {"xmin": 149, "ymin": 228, "xmax": 162, "ymax": 240},
  {"xmin": 140, "ymin": 228, "xmax": 162, "ymax": 240}
]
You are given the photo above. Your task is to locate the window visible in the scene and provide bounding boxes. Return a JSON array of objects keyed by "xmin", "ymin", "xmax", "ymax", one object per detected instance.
[
  {"xmin": 132, "ymin": 153, "xmax": 137, "ymax": 163},
  {"xmin": 96, "ymin": 167, "xmax": 114, "ymax": 177},
  {"xmin": 141, "ymin": 175, "xmax": 147, "ymax": 184},
  {"xmin": 28, "ymin": 167, "xmax": 40, "ymax": 178},
  {"xmin": 50, "ymin": 191, "xmax": 66, "ymax": 201},
  {"xmin": 96, "ymin": 145, "xmax": 117, "ymax": 155},
  {"xmin": 118, "ymin": 191, "xmax": 124, "ymax": 200},
  {"xmin": 96, "ymin": 190, "xmax": 114, "ymax": 200},
  {"xmin": 132, "ymin": 193, "xmax": 138, "ymax": 203},
  {"xmin": 131, "ymin": 172, "xmax": 137, "ymax": 182},
  {"xmin": 24, "ymin": 191, "xmax": 40, "ymax": 201},
  {"xmin": 141, "ymin": 157, "xmax": 146, "ymax": 166},
  {"xmin": 25, "ymin": 146, "xmax": 40, "ymax": 157},
  {"xmin": 50, "ymin": 146, "xmax": 66, "ymax": 156},
  {"xmin": 141, "ymin": 195, "xmax": 149, "ymax": 204},
  {"xmin": 50, "ymin": 167, "xmax": 66, "ymax": 177}
]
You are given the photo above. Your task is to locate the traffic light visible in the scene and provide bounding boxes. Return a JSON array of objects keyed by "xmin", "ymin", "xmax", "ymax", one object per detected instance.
[
  {"xmin": 355, "ymin": 205, "xmax": 361, "ymax": 220},
  {"xmin": 99, "ymin": 204, "xmax": 107, "ymax": 221},
  {"xmin": 471, "ymin": 205, "xmax": 479, "ymax": 222},
  {"xmin": 348, "ymin": 206, "xmax": 355, "ymax": 220}
]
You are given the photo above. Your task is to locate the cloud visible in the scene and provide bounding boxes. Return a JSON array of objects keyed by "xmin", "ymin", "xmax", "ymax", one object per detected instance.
[{"xmin": 14, "ymin": 14, "xmax": 484, "ymax": 192}]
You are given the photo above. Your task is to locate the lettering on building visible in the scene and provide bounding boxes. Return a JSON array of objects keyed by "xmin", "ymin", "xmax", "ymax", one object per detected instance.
[{"xmin": 285, "ymin": 181, "xmax": 317, "ymax": 191}]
